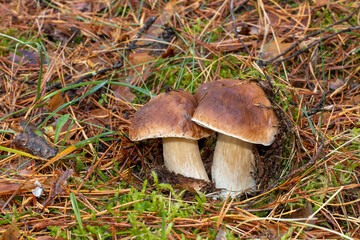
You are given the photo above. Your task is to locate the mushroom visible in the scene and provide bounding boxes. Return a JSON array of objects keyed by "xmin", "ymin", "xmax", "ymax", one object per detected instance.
[
  {"xmin": 192, "ymin": 80, "xmax": 278, "ymax": 196},
  {"xmin": 129, "ymin": 90, "xmax": 213, "ymax": 181}
]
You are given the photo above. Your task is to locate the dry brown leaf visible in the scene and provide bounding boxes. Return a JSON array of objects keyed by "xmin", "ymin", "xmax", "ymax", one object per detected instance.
[
  {"xmin": 210, "ymin": 39, "xmax": 254, "ymax": 52},
  {"xmin": 8, "ymin": 50, "xmax": 43, "ymax": 66},
  {"xmin": 0, "ymin": 165, "xmax": 47, "ymax": 196},
  {"xmin": 329, "ymin": 78, "xmax": 345, "ymax": 90},
  {"xmin": 312, "ymin": 0, "xmax": 330, "ymax": 6},
  {"xmin": 112, "ymin": 85, "xmax": 136, "ymax": 102},
  {"xmin": 261, "ymin": 38, "xmax": 293, "ymax": 61},
  {"xmin": 37, "ymin": 237, "xmax": 65, "ymax": 240},
  {"xmin": 43, "ymin": 21, "xmax": 80, "ymax": 43},
  {"xmin": 0, "ymin": 225, "xmax": 21, "ymax": 240},
  {"xmin": 128, "ymin": 51, "xmax": 155, "ymax": 66},
  {"xmin": 89, "ymin": 109, "xmax": 109, "ymax": 118},
  {"xmin": 127, "ymin": 51, "xmax": 156, "ymax": 86},
  {"xmin": 33, "ymin": 221, "xmax": 64, "ymax": 231},
  {"xmin": 0, "ymin": 182, "xmax": 31, "ymax": 196},
  {"xmin": 41, "ymin": 169, "xmax": 73, "ymax": 210},
  {"xmin": 266, "ymin": 223, "xmax": 290, "ymax": 238},
  {"xmin": 347, "ymin": 94, "xmax": 360, "ymax": 104},
  {"xmin": 47, "ymin": 92, "xmax": 65, "ymax": 112},
  {"xmin": 288, "ymin": 201, "xmax": 316, "ymax": 227},
  {"xmin": 70, "ymin": 1, "xmax": 107, "ymax": 13},
  {"xmin": 267, "ymin": 11, "xmax": 281, "ymax": 27}
]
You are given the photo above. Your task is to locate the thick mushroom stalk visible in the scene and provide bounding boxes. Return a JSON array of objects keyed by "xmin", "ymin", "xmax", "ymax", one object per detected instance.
[
  {"xmin": 192, "ymin": 80, "xmax": 278, "ymax": 197},
  {"xmin": 163, "ymin": 138, "xmax": 209, "ymax": 181},
  {"xmin": 129, "ymin": 90, "xmax": 213, "ymax": 182},
  {"xmin": 211, "ymin": 134, "xmax": 255, "ymax": 194}
]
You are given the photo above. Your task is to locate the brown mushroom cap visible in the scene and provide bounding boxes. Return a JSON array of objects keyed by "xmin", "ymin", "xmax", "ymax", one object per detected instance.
[
  {"xmin": 192, "ymin": 83, "xmax": 278, "ymax": 146},
  {"xmin": 195, "ymin": 79, "xmax": 244, "ymax": 101},
  {"xmin": 130, "ymin": 90, "xmax": 213, "ymax": 141}
]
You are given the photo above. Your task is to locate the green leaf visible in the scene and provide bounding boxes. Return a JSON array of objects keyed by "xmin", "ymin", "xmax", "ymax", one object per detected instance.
[{"xmin": 54, "ymin": 114, "xmax": 70, "ymax": 143}]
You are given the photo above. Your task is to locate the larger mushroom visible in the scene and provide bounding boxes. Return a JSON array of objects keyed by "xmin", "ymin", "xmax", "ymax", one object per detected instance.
[
  {"xmin": 192, "ymin": 80, "xmax": 278, "ymax": 195},
  {"xmin": 130, "ymin": 90, "xmax": 213, "ymax": 181}
]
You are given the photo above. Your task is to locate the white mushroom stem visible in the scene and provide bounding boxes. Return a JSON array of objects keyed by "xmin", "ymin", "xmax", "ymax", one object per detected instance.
[
  {"xmin": 212, "ymin": 133, "xmax": 256, "ymax": 196},
  {"xmin": 162, "ymin": 137, "xmax": 210, "ymax": 181}
]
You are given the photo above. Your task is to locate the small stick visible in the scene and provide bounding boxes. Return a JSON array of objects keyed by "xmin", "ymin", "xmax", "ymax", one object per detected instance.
[{"xmin": 230, "ymin": 0, "xmax": 251, "ymax": 55}]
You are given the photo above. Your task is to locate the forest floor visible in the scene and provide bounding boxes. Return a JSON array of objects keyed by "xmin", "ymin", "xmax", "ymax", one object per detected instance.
[{"xmin": 1, "ymin": 0, "xmax": 360, "ymax": 239}]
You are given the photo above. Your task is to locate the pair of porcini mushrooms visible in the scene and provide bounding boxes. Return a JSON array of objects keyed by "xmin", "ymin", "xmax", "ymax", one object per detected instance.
[{"xmin": 129, "ymin": 79, "xmax": 278, "ymax": 197}]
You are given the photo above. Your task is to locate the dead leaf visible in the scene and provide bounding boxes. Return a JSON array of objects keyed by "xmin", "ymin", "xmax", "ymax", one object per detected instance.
[
  {"xmin": 37, "ymin": 237, "xmax": 65, "ymax": 240},
  {"xmin": 17, "ymin": 50, "xmax": 44, "ymax": 65},
  {"xmin": 329, "ymin": 78, "xmax": 345, "ymax": 90},
  {"xmin": 8, "ymin": 52, "xmax": 26, "ymax": 65},
  {"xmin": 266, "ymin": 223, "xmax": 290, "ymax": 238},
  {"xmin": 267, "ymin": 11, "xmax": 281, "ymax": 27},
  {"xmin": 261, "ymin": 38, "xmax": 293, "ymax": 61},
  {"xmin": 0, "ymin": 182, "xmax": 32, "ymax": 196},
  {"xmin": 128, "ymin": 51, "xmax": 155, "ymax": 66},
  {"xmin": 0, "ymin": 225, "xmax": 20, "ymax": 240},
  {"xmin": 347, "ymin": 94, "xmax": 360, "ymax": 104},
  {"xmin": 33, "ymin": 221, "xmax": 64, "ymax": 231},
  {"xmin": 161, "ymin": 47, "xmax": 175, "ymax": 58},
  {"xmin": 8, "ymin": 50, "xmax": 45, "ymax": 66},
  {"xmin": 0, "ymin": 165, "xmax": 48, "ymax": 196},
  {"xmin": 41, "ymin": 169, "xmax": 74, "ymax": 209},
  {"xmin": 288, "ymin": 201, "xmax": 315, "ymax": 227},
  {"xmin": 210, "ymin": 39, "xmax": 254, "ymax": 52},
  {"xmin": 313, "ymin": 0, "xmax": 330, "ymax": 6},
  {"xmin": 112, "ymin": 85, "xmax": 136, "ymax": 102},
  {"xmin": 43, "ymin": 21, "xmax": 80, "ymax": 43},
  {"xmin": 89, "ymin": 109, "xmax": 109, "ymax": 118},
  {"xmin": 47, "ymin": 92, "xmax": 65, "ymax": 112}
]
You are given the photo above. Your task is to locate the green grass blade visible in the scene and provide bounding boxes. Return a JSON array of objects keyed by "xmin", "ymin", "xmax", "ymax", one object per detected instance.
[
  {"xmin": 161, "ymin": 211, "xmax": 166, "ymax": 240},
  {"xmin": 0, "ymin": 146, "xmax": 39, "ymax": 159},
  {"xmin": 36, "ymin": 43, "xmax": 43, "ymax": 101},
  {"xmin": 70, "ymin": 192, "xmax": 86, "ymax": 236},
  {"xmin": 54, "ymin": 114, "xmax": 70, "ymax": 144}
]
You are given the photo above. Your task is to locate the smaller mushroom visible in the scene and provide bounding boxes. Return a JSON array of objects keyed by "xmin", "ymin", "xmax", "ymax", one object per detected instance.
[
  {"xmin": 130, "ymin": 90, "xmax": 213, "ymax": 181},
  {"xmin": 192, "ymin": 80, "xmax": 278, "ymax": 196}
]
